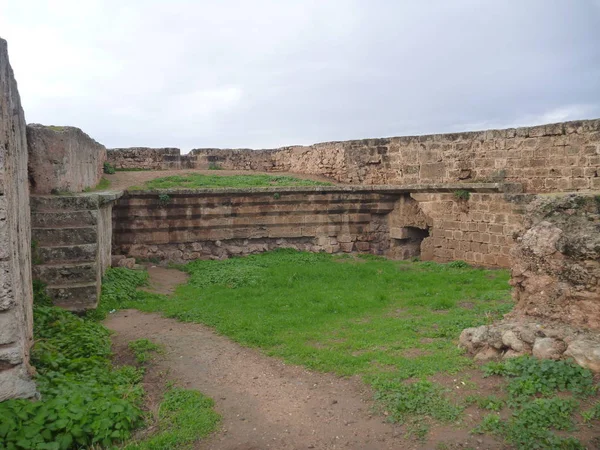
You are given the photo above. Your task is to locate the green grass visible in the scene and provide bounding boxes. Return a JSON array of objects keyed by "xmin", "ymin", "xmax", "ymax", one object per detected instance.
[
  {"xmin": 126, "ymin": 251, "xmax": 512, "ymax": 381},
  {"xmin": 124, "ymin": 386, "xmax": 220, "ymax": 450},
  {"xmin": 129, "ymin": 338, "xmax": 163, "ymax": 364},
  {"xmin": 83, "ymin": 177, "xmax": 111, "ymax": 192},
  {"xmin": 128, "ymin": 173, "xmax": 332, "ymax": 190}
]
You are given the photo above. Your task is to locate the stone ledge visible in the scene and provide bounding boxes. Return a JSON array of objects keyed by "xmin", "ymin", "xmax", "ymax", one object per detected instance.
[{"xmin": 124, "ymin": 182, "xmax": 520, "ymax": 196}]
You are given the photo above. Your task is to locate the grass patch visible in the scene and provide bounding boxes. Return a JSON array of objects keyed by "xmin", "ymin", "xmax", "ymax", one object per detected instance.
[
  {"xmin": 83, "ymin": 177, "xmax": 111, "ymax": 192},
  {"xmin": 129, "ymin": 173, "xmax": 332, "ymax": 190},
  {"xmin": 124, "ymin": 386, "xmax": 220, "ymax": 450},
  {"xmin": 122, "ymin": 250, "xmax": 512, "ymax": 381},
  {"xmin": 129, "ymin": 338, "xmax": 163, "ymax": 364}
]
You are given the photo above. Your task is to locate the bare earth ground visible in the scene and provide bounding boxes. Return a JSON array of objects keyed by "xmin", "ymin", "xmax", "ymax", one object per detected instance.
[
  {"xmin": 105, "ymin": 267, "xmax": 511, "ymax": 450},
  {"xmin": 105, "ymin": 169, "xmax": 337, "ymax": 191}
]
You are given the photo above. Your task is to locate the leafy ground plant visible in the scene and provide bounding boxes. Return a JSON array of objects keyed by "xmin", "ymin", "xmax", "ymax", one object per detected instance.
[
  {"xmin": 129, "ymin": 173, "xmax": 332, "ymax": 190},
  {"xmin": 0, "ymin": 284, "xmax": 145, "ymax": 449}
]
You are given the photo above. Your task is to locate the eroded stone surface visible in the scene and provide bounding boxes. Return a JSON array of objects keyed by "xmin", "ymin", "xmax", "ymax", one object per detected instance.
[
  {"xmin": 0, "ymin": 37, "xmax": 36, "ymax": 400},
  {"xmin": 27, "ymin": 124, "xmax": 106, "ymax": 194}
]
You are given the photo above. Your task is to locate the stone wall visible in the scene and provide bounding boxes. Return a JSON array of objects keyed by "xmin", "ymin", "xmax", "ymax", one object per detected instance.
[
  {"xmin": 510, "ymin": 193, "xmax": 600, "ymax": 330},
  {"xmin": 112, "ymin": 184, "xmax": 516, "ymax": 267},
  {"xmin": 107, "ymin": 147, "xmax": 195, "ymax": 170},
  {"xmin": 459, "ymin": 192, "xmax": 600, "ymax": 371},
  {"xmin": 188, "ymin": 119, "xmax": 600, "ymax": 192},
  {"xmin": 27, "ymin": 124, "xmax": 107, "ymax": 194},
  {"xmin": 0, "ymin": 38, "xmax": 36, "ymax": 400}
]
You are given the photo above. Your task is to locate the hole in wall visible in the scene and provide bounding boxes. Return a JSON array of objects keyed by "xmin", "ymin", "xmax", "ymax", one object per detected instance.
[{"xmin": 389, "ymin": 226, "xmax": 430, "ymax": 260}]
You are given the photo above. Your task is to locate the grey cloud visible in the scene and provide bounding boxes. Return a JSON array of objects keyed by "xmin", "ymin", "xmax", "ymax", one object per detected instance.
[{"xmin": 1, "ymin": 0, "xmax": 599, "ymax": 151}]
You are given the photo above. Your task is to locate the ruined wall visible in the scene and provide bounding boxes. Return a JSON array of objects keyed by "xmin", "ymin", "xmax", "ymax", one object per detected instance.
[
  {"xmin": 188, "ymin": 119, "xmax": 600, "ymax": 192},
  {"xmin": 0, "ymin": 38, "xmax": 36, "ymax": 400},
  {"xmin": 510, "ymin": 193, "xmax": 600, "ymax": 330},
  {"xmin": 112, "ymin": 184, "xmax": 515, "ymax": 267},
  {"xmin": 107, "ymin": 147, "xmax": 195, "ymax": 170},
  {"xmin": 27, "ymin": 124, "xmax": 107, "ymax": 194},
  {"xmin": 113, "ymin": 187, "xmax": 398, "ymax": 263},
  {"xmin": 412, "ymin": 191, "xmax": 526, "ymax": 267}
]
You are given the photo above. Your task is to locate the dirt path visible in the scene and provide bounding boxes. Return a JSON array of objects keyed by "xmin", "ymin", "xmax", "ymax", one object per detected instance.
[
  {"xmin": 105, "ymin": 169, "xmax": 337, "ymax": 191},
  {"xmin": 106, "ymin": 309, "xmax": 412, "ymax": 450},
  {"xmin": 103, "ymin": 266, "xmax": 417, "ymax": 450}
]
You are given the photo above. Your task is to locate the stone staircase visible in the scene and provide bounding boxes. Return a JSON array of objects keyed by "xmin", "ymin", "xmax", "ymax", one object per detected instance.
[{"xmin": 30, "ymin": 192, "xmax": 122, "ymax": 311}]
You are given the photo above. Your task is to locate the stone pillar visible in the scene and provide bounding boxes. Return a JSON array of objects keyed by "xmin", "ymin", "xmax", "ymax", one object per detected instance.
[{"xmin": 0, "ymin": 37, "xmax": 37, "ymax": 400}]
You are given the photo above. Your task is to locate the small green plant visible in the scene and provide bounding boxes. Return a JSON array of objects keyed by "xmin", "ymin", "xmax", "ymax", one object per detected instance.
[
  {"xmin": 158, "ymin": 193, "xmax": 172, "ymax": 206},
  {"xmin": 373, "ymin": 379, "xmax": 462, "ymax": 437},
  {"xmin": 483, "ymin": 356, "xmax": 596, "ymax": 405},
  {"xmin": 465, "ymin": 394, "xmax": 504, "ymax": 411},
  {"xmin": 582, "ymin": 401, "xmax": 600, "ymax": 423},
  {"xmin": 208, "ymin": 162, "xmax": 222, "ymax": 170},
  {"xmin": 103, "ymin": 161, "xmax": 116, "ymax": 174},
  {"xmin": 273, "ymin": 192, "xmax": 281, "ymax": 199},
  {"xmin": 453, "ymin": 190, "xmax": 470, "ymax": 201},
  {"xmin": 129, "ymin": 338, "xmax": 163, "ymax": 364}
]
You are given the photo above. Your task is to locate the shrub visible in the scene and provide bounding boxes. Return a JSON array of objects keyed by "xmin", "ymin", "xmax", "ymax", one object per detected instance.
[
  {"xmin": 103, "ymin": 162, "xmax": 116, "ymax": 174},
  {"xmin": 453, "ymin": 190, "xmax": 470, "ymax": 201}
]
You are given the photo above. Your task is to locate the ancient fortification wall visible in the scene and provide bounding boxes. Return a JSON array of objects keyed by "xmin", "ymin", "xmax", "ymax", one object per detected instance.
[
  {"xmin": 108, "ymin": 119, "xmax": 600, "ymax": 193},
  {"xmin": 27, "ymin": 124, "xmax": 106, "ymax": 194},
  {"xmin": 107, "ymin": 147, "xmax": 195, "ymax": 170},
  {"xmin": 0, "ymin": 38, "xmax": 36, "ymax": 401},
  {"xmin": 112, "ymin": 184, "xmax": 517, "ymax": 268}
]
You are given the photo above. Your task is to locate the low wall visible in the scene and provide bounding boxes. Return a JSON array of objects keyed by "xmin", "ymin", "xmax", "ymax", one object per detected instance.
[
  {"xmin": 0, "ymin": 38, "xmax": 36, "ymax": 400},
  {"xmin": 107, "ymin": 147, "xmax": 196, "ymax": 170},
  {"xmin": 112, "ymin": 184, "xmax": 520, "ymax": 268},
  {"xmin": 27, "ymin": 124, "xmax": 106, "ymax": 194}
]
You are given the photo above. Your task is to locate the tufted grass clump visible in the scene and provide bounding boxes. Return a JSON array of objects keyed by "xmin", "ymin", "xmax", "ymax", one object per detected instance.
[
  {"xmin": 129, "ymin": 338, "xmax": 163, "ymax": 364},
  {"xmin": 123, "ymin": 386, "xmax": 221, "ymax": 450}
]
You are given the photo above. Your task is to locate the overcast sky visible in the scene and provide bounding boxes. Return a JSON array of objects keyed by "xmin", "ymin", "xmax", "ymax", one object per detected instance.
[{"xmin": 1, "ymin": 1, "xmax": 600, "ymax": 151}]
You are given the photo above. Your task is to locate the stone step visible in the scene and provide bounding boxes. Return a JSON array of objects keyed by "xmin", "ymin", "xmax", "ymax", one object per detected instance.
[
  {"xmin": 46, "ymin": 282, "xmax": 99, "ymax": 311},
  {"xmin": 33, "ymin": 262, "xmax": 98, "ymax": 285},
  {"xmin": 36, "ymin": 244, "xmax": 97, "ymax": 264},
  {"xmin": 30, "ymin": 192, "xmax": 122, "ymax": 212},
  {"xmin": 32, "ymin": 226, "xmax": 98, "ymax": 247},
  {"xmin": 31, "ymin": 210, "xmax": 98, "ymax": 228}
]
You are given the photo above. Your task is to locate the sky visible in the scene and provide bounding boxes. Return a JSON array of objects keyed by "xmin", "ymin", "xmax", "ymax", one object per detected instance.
[{"xmin": 1, "ymin": 0, "xmax": 600, "ymax": 151}]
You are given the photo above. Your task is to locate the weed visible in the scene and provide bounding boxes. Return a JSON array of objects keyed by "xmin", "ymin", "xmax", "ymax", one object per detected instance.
[
  {"xmin": 374, "ymin": 379, "xmax": 463, "ymax": 425},
  {"xmin": 581, "ymin": 401, "xmax": 600, "ymax": 423},
  {"xmin": 453, "ymin": 190, "xmax": 470, "ymax": 201},
  {"xmin": 273, "ymin": 192, "xmax": 281, "ymax": 199},
  {"xmin": 103, "ymin": 161, "xmax": 116, "ymax": 174},
  {"xmin": 0, "ymin": 301, "xmax": 144, "ymax": 449},
  {"xmin": 129, "ymin": 338, "xmax": 163, "ymax": 364},
  {"xmin": 158, "ymin": 193, "xmax": 171, "ymax": 206},
  {"xmin": 208, "ymin": 162, "xmax": 222, "ymax": 170},
  {"xmin": 483, "ymin": 356, "xmax": 596, "ymax": 405},
  {"xmin": 464, "ymin": 394, "xmax": 504, "ymax": 411},
  {"xmin": 474, "ymin": 398, "xmax": 584, "ymax": 449}
]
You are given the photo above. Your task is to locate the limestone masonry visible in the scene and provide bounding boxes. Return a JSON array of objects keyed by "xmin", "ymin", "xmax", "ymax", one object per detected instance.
[
  {"xmin": 0, "ymin": 38, "xmax": 36, "ymax": 401},
  {"xmin": 27, "ymin": 124, "xmax": 107, "ymax": 194},
  {"xmin": 107, "ymin": 119, "xmax": 600, "ymax": 193}
]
